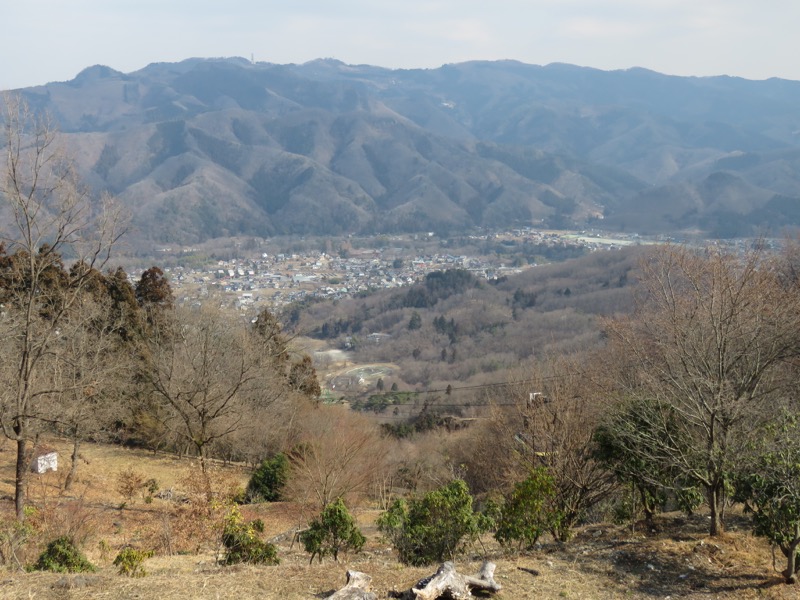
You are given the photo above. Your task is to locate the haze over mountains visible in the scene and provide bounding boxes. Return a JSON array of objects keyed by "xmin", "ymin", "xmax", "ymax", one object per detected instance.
[{"xmin": 15, "ymin": 58, "xmax": 800, "ymax": 244}]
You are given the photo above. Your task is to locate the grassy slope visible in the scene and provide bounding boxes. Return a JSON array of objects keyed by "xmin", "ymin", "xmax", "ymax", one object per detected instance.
[{"xmin": 0, "ymin": 438, "xmax": 795, "ymax": 599}]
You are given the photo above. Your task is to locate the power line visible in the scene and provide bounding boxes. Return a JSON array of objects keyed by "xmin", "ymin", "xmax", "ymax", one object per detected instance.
[{"xmin": 362, "ymin": 413, "xmax": 494, "ymax": 420}]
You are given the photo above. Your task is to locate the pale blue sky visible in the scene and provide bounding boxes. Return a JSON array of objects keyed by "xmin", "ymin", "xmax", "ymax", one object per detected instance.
[{"xmin": 3, "ymin": 0, "xmax": 799, "ymax": 90}]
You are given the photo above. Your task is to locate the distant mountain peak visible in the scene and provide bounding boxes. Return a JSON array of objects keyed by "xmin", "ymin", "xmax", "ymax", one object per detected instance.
[
  {"xmin": 71, "ymin": 64, "xmax": 126, "ymax": 84},
  {"xmin": 13, "ymin": 57, "xmax": 800, "ymax": 243},
  {"xmin": 303, "ymin": 58, "xmax": 347, "ymax": 66}
]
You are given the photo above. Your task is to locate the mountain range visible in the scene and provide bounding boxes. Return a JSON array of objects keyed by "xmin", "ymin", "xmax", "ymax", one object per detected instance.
[{"xmin": 14, "ymin": 57, "xmax": 800, "ymax": 243}]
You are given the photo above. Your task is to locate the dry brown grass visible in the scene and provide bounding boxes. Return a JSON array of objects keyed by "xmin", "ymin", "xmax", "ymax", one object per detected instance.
[{"xmin": 0, "ymin": 437, "xmax": 797, "ymax": 599}]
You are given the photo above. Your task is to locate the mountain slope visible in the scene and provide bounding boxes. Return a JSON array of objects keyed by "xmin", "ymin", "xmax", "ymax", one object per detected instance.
[{"xmin": 12, "ymin": 58, "xmax": 800, "ymax": 242}]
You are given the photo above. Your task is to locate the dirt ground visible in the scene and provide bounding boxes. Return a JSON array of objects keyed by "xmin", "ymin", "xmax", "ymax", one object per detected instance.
[{"xmin": 0, "ymin": 439, "xmax": 796, "ymax": 599}]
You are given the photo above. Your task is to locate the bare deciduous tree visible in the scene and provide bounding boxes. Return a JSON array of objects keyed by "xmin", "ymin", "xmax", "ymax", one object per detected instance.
[
  {"xmin": 51, "ymin": 290, "xmax": 132, "ymax": 490},
  {"xmin": 144, "ymin": 305, "xmax": 289, "ymax": 475},
  {"xmin": 515, "ymin": 357, "xmax": 617, "ymax": 541},
  {"xmin": 496, "ymin": 355, "xmax": 616, "ymax": 541},
  {"xmin": 286, "ymin": 405, "xmax": 389, "ymax": 508},
  {"xmin": 463, "ymin": 356, "xmax": 615, "ymax": 541},
  {"xmin": 0, "ymin": 96, "xmax": 124, "ymax": 519},
  {"xmin": 602, "ymin": 245, "xmax": 800, "ymax": 536}
]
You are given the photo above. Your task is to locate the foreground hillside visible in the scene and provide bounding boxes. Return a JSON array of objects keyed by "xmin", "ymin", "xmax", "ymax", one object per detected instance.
[
  {"xmin": 12, "ymin": 58, "xmax": 800, "ymax": 244},
  {"xmin": 0, "ymin": 439, "xmax": 794, "ymax": 599}
]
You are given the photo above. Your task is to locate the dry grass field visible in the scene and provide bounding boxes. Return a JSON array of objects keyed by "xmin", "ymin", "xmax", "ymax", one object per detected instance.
[{"xmin": 0, "ymin": 438, "xmax": 796, "ymax": 599}]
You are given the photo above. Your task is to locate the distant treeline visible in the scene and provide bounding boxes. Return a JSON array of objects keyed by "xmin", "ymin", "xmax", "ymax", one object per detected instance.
[
  {"xmin": 313, "ymin": 269, "xmax": 480, "ymax": 339},
  {"xmin": 387, "ymin": 269, "xmax": 481, "ymax": 310}
]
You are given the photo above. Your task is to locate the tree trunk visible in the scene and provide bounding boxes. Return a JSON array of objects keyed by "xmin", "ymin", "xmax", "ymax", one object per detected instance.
[
  {"xmin": 64, "ymin": 435, "xmax": 80, "ymax": 491},
  {"xmin": 197, "ymin": 451, "xmax": 214, "ymax": 506},
  {"xmin": 783, "ymin": 535, "xmax": 800, "ymax": 584},
  {"xmin": 330, "ymin": 570, "xmax": 376, "ymax": 600},
  {"xmin": 640, "ymin": 485, "xmax": 656, "ymax": 523},
  {"xmin": 707, "ymin": 483, "xmax": 724, "ymax": 536},
  {"xmin": 403, "ymin": 561, "xmax": 501, "ymax": 600},
  {"xmin": 786, "ymin": 555, "xmax": 798, "ymax": 585},
  {"xmin": 15, "ymin": 437, "xmax": 28, "ymax": 521}
]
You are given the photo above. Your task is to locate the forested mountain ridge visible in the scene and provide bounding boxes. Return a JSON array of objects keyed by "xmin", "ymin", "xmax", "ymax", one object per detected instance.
[{"xmin": 12, "ymin": 58, "xmax": 800, "ymax": 243}]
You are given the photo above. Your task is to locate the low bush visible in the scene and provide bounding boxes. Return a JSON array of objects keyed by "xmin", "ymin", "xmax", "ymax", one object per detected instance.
[
  {"xmin": 33, "ymin": 536, "xmax": 95, "ymax": 573},
  {"xmin": 495, "ymin": 467, "xmax": 560, "ymax": 550},
  {"xmin": 245, "ymin": 453, "xmax": 289, "ymax": 502},
  {"xmin": 220, "ymin": 506, "xmax": 279, "ymax": 565},
  {"xmin": 113, "ymin": 547, "xmax": 154, "ymax": 577},
  {"xmin": 164, "ymin": 467, "xmax": 242, "ymax": 555},
  {"xmin": 116, "ymin": 468, "xmax": 146, "ymax": 505},
  {"xmin": 300, "ymin": 498, "xmax": 365, "ymax": 564},
  {"xmin": 377, "ymin": 479, "xmax": 487, "ymax": 566}
]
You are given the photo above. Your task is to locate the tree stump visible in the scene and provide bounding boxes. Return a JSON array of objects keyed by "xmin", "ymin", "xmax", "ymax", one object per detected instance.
[
  {"xmin": 392, "ymin": 561, "xmax": 501, "ymax": 600},
  {"xmin": 329, "ymin": 570, "xmax": 377, "ymax": 600}
]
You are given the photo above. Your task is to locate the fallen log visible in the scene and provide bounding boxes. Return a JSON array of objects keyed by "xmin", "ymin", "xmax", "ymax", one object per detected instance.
[
  {"xmin": 392, "ymin": 561, "xmax": 501, "ymax": 600},
  {"xmin": 329, "ymin": 570, "xmax": 377, "ymax": 600}
]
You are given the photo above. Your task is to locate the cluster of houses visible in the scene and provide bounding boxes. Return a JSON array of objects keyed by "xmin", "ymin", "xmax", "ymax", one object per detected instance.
[
  {"xmin": 160, "ymin": 228, "xmax": 628, "ymax": 311},
  {"xmin": 165, "ymin": 250, "xmax": 493, "ymax": 310}
]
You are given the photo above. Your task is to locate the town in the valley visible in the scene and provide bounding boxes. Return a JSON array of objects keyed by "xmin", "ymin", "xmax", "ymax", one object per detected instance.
[{"xmin": 152, "ymin": 228, "xmax": 676, "ymax": 311}]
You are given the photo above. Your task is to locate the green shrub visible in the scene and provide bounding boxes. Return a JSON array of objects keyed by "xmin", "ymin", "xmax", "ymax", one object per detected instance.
[
  {"xmin": 377, "ymin": 479, "xmax": 486, "ymax": 566},
  {"xmin": 143, "ymin": 478, "xmax": 159, "ymax": 503},
  {"xmin": 300, "ymin": 498, "xmax": 365, "ymax": 564},
  {"xmin": 245, "ymin": 453, "xmax": 289, "ymax": 503},
  {"xmin": 732, "ymin": 412, "xmax": 800, "ymax": 584},
  {"xmin": 675, "ymin": 484, "xmax": 704, "ymax": 516},
  {"xmin": 495, "ymin": 468, "xmax": 560, "ymax": 550},
  {"xmin": 221, "ymin": 506, "xmax": 279, "ymax": 565},
  {"xmin": 33, "ymin": 536, "xmax": 96, "ymax": 573},
  {"xmin": 113, "ymin": 547, "xmax": 154, "ymax": 577}
]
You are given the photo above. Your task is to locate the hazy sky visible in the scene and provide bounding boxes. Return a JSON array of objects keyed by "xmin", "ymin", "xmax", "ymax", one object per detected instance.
[{"xmin": 3, "ymin": 0, "xmax": 799, "ymax": 90}]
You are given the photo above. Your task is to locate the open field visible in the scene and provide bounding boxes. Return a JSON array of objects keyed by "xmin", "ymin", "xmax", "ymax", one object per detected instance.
[
  {"xmin": 329, "ymin": 364, "xmax": 397, "ymax": 393},
  {"xmin": 0, "ymin": 439, "xmax": 796, "ymax": 599}
]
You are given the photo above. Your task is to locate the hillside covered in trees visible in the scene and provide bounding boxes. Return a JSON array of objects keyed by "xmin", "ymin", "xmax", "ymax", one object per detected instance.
[{"xmin": 287, "ymin": 247, "xmax": 644, "ymax": 397}]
